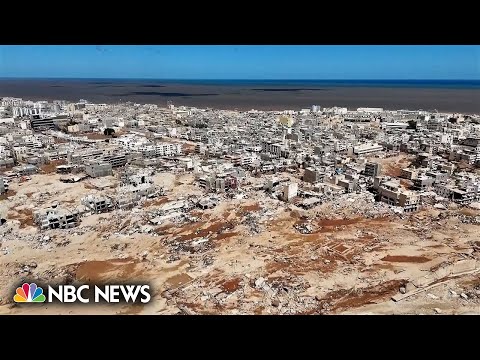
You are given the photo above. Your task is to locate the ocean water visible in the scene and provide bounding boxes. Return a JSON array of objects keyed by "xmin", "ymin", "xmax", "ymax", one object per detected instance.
[
  {"xmin": 1, "ymin": 78, "xmax": 479, "ymax": 113},
  {"xmin": 153, "ymin": 79, "xmax": 480, "ymax": 89},
  {"xmin": 8, "ymin": 78, "xmax": 478, "ymax": 89}
]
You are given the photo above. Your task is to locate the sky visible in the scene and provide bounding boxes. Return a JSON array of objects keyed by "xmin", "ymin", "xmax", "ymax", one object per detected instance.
[{"xmin": 0, "ymin": 45, "xmax": 479, "ymax": 80}]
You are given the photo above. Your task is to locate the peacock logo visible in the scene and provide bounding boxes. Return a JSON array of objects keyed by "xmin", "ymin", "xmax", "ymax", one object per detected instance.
[{"xmin": 14, "ymin": 283, "xmax": 46, "ymax": 303}]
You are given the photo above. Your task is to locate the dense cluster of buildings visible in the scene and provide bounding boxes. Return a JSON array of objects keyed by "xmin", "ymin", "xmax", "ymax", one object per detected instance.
[{"xmin": 1, "ymin": 96, "xmax": 480, "ymax": 215}]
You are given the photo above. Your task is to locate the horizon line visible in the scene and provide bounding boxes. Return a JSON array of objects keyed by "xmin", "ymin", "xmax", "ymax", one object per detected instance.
[{"xmin": 1, "ymin": 77, "xmax": 479, "ymax": 81}]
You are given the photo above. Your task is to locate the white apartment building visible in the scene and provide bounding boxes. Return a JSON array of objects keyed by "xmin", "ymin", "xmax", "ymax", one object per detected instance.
[
  {"xmin": 283, "ymin": 182, "xmax": 298, "ymax": 201},
  {"xmin": 333, "ymin": 107, "xmax": 348, "ymax": 115},
  {"xmin": 13, "ymin": 146, "xmax": 28, "ymax": 160},
  {"xmin": 334, "ymin": 141, "xmax": 347, "ymax": 152},
  {"xmin": 132, "ymin": 141, "xmax": 182, "ymax": 158},
  {"xmin": 357, "ymin": 107, "xmax": 384, "ymax": 113},
  {"xmin": 440, "ymin": 134, "xmax": 454, "ymax": 145},
  {"xmin": 225, "ymin": 153, "xmax": 255, "ymax": 167},
  {"xmin": 240, "ymin": 155, "xmax": 255, "ymax": 166},
  {"xmin": 13, "ymin": 107, "xmax": 41, "ymax": 118},
  {"xmin": 1, "ymin": 97, "xmax": 23, "ymax": 107},
  {"xmin": 22, "ymin": 135, "xmax": 43, "ymax": 148},
  {"xmin": 381, "ymin": 122, "xmax": 409, "ymax": 130},
  {"xmin": 155, "ymin": 143, "xmax": 182, "ymax": 156},
  {"xmin": 353, "ymin": 143, "xmax": 384, "ymax": 155}
]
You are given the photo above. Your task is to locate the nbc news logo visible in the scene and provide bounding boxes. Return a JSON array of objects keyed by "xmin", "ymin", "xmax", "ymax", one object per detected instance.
[{"xmin": 14, "ymin": 283, "xmax": 151, "ymax": 304}]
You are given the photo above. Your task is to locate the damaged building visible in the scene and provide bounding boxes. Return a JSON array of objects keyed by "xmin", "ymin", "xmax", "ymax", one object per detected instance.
[
  {"xmin": 81, "ymin": 194, "xmax": 115, "ymax": 214},
  {"xmin": 85, "ymin": 161, "xmax": 113, "ymax": 178},
  {"xmin": 374, "ymin": 177, "xmax": 420, "ymax": 212},
  {"xmin": 34, "ymin": 207, "xmax": 81, "ymax": 230},
  {"xmin": 117, "ymin": 183, "xmax": 164, "ymax": 208}
]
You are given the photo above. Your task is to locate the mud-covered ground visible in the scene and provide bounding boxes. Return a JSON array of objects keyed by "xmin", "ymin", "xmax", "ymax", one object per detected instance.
[{"xmin": 1, "ymin": 171, "xmax": 479, "ymax": 315}]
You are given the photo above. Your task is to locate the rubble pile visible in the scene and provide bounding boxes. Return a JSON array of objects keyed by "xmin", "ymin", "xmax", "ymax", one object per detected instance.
[
  {"xmin": 317, "ymin": 192, "xmax": 394, "ymax": 219},
  {"xmin": 459, "ymin": 215, "xmax": 480, "ymax": 224},
  {"xmin": 464, "ymin": 285, "xmax": 480, "ymax": 302},
  {"xmin": 2, "ymin": 95, "xmax": 480, "ymax": 315},
  {"xmin": 162, "ymin": 272, "xmax": 322, "ymax": 315},
  {"xmin": 167, "ymin": 237, "xmax": 214, "ymax": 255},
  {"xmin": 294, "ymin": 222, "xmax": 314, "ymax": 234},
  {"xmin": 242, "ymin": 213, "xmax": 262, "ymax": 235}
]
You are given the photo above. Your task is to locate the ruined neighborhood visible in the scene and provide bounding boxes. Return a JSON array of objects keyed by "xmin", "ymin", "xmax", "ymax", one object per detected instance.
[{"xmin": 1, "ymin": 97, "xmax": 480, "ymax": 314}]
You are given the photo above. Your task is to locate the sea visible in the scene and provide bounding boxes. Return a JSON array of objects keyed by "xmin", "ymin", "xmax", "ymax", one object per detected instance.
[{"xmin": 1, "ymin": 79, "xmax": 479, "ymax": 113}]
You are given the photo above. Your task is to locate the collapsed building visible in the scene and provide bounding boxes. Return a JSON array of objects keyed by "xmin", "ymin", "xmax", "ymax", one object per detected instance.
[
  {"xmin": 81, "ymin": 194, "xmax": 115, "ymax": 214},
  {"xmin": 117, "ymin": 183, "xmax": 164, "ymax": 209},
  {"xmin": 120, "ymin": 170, "xmax": 154, "ymax": 186},
  {"xmin": 324, "ymin": 173, "xmax": 359, "ymax": 194},
  {"xmin": 197, "ymin": 167, "xmax": 245, "ymax": 193},
  {"xmin": 197, "ymin": 197, "xmax": 218, "ymax": 209},
  {"xmin": 34, "ymin": 207, "xmax": 81, "ymax": 230}
]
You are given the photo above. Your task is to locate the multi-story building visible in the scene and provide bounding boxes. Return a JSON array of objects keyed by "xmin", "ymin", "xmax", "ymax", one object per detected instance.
[
  {"xmin": 357, "ymin": 107, "xmax": 384, "ymax": 113},
  {"xmin": 398, "ymin": 191, "xmax": 420, "ymax": 212},
  {"xmin": 262, "ymin": 141, "xmax": 285, "ymax": 158},
  {"xmin": 426, "ymin": 170, "xmax": 449, "ymax": 184},
  {"xmin": 30, "ymin": 117, "xmax": 56, "ymax": 131},
  {"xmin": 69, "ymin": 149, "xmax": 104, "ymax": 164},
  {"xmin": 34, "ymin": 207, "xmax": 81, "ymax": 230},
  {"xmin": 102, "ymin": 153, "xmax": 127, "ymax": 168},
  {"xmin": 450, "ymin": 187, "xmax": 476, "ymax": 204},
  {"xmin": 377, "ymin": 179, "xmax": 420, "ymax": 211},
  {"xmin": 82, "ymin": 195, "xmax": 115, "ymax": 214},
  {"xmin": 353, "ymin": 143, "xmax": 383, "ymax": 156},
  {"xmin": 400, "ymin": 168, "xmax": 418, "ymax": 180},
  {"xmin": 155, "ymin": 143, "xmax": 182, "ymax": 157},
  {"xmin": 13, "ymin": 107, "xmax": 41, "ymax": 118},
  {"xmin": 198, "ymin": 176, "xmax": 215, "ymax": 190},
  {"xmin": 364, "ymin": 162, "xmax": 381, "ymax": 177},
  {"xmin": 412, "ymin": 176, "xmax": 434, "ymax": 191},
  {"xmin": 85, "ymin": 161, "xmax": 112, "ymax": 178},
  {"xmin": 303, "ymin": 167, "xmax": 325, "ymax": 183},
  {"xmin": 283, "ymin": 182, "xmax": 298, "ymax": 202}
]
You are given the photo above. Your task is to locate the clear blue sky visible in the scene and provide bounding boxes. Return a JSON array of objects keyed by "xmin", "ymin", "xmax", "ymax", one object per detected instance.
[{"xmin": 0, "ymin": 45, "xmax": 479, "ymax": 79}]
